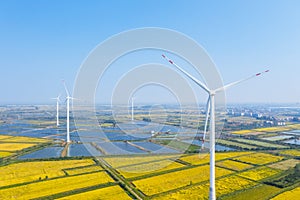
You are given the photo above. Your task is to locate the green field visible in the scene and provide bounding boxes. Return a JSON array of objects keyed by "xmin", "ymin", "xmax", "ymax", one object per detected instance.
[
  {"xmin": 231, "ymin": 138, "xmax": 287, "ymax": 149},
  {"xmin": 221, "ymin": 184, "xmax": 281, "ymax": 200},
  {"xmin": 217, "ymin": 139, "xmax": 258, "ymax": 150}
]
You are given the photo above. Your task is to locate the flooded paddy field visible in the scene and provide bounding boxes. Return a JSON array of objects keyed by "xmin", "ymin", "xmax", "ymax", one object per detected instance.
[{"xmin": 0, "ymin": 105, "xmax": 299, "ymax": 160}]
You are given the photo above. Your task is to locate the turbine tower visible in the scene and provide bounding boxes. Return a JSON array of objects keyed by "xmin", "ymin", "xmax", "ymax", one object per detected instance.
[
  {"xmin": 162, "ymin": 54, "xmax": 269, "ymax": 200},
  {"xmin": 131, "ymin": 96, "xmax": 135, "ymax": 121},
  {"xmin": 51, "ymin": 95, "xmax": 60, "ymax": 127},
  {"xmin": 62, "ymin": 81, "xmax": 73, "ymax": 143}
]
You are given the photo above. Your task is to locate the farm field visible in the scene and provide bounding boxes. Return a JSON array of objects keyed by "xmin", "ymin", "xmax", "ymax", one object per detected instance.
[
  {"xmin": 64, "ymin": 165, "xmax": 103, "ymax": 175},
  {"xmin": 239, "ymin": 166, "xmax": 281, "ymax": 181},
  {"xmin": 117, "ymin": 160, "xmax": 185, "ymax": 178},
  {"xmin": 104, "ymin": 154, "xmax": 177, "ymax": 168},
  {"xmin": 179, "ymin": 151, "xmax": 252, "ymax": 165},
  {"xmin": 231, "ymin": 130, "xmax": 254, "ymax": 134},
  {"xmin": 231, "ymin": 138, "xmax": 286, "ymax": 149},
  {"xmin": 268, "ymin": 159, "xmax": 300, "ymax": 170},
  {"xmin": 0, "ymin": 142, "xmax": 37, "ymax": 152},
  {"xmin": 222, "ymin": 184, "xmax": 281, "ymax": 200},
  {"xmin": 0, "ymin": 135, "xmax": 49, "ymax": 143},
  {"xmin": 217, "ymin": 139, "xmax": 258, "ymax": 150},
  {"xmin": 132, "ymin": 165, "xmax": 233, "ymax": 196},
  {"xmin": 0, "ymin": 159, "xmax": 96, "ymax": 187},
  {"xmin": 0, "ymin": 149, "xmax": 299, "ymax": 199},
  {"xmin": 254, "ymin": 127, "xmax": 292, "ymax": 132},
  {"xmin": 0, "ymin": 171, "xmax": 114, "ymax": 200},
  {"xmin": 232, "ymin": 152, "xmax": 284, "ymax": 165},
  {"xmin": 0, "ymin": 135, "xmax": 13, "ymax": 140},
  {"xmin": 279, "ymin": 149, "xmax": 300, "ymax": 157},
  {"xmin": 0, "ymin": 151, "xmax": 13, "ymax": 158},
  {"xmin": 153, "ymin": 175, "xmax": 256, "ymax": 200},
  {"xmin": 261, "ymin": 135, "xmax": 293, "ymax": 141},
  {"xmin": 231, "ymin": 124, "xmax": 300, "ymax": 134},
  {"xmin": 57, "ymin": 185, "xmax": 132, "ymax": 200},
  {"xmin": 154, "ymin": 140, "xmax": 199, "ymax": 152},
  {"xmin": 271, "ymin": 186, "xmax": 300, "ymax": 199},
  {"xmin": 216, "ymin": 160, "xmax": 253, "ymax": 171},
  {"xmin": 0, "ymin": 134, "xmax": 51, "ymax": 153}
]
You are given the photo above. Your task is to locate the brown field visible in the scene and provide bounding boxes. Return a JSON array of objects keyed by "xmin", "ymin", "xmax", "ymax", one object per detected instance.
[{"xmin": 268, "ymin": 159, "xmax": 300, "ymax": 170}]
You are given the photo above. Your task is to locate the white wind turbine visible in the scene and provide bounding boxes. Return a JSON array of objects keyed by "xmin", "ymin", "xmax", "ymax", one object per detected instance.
[
  {"xmin": 62, "ymin": 81, "xmax": 73, "ymax": 143},
  {"xmin": 162, "ymin": 54, "xmax": 269, "ymax": 200},
  {"xmin": 51, "ymin": 94, "xmax": 61, "ymax": 127},
  {"xmin": 131, "ymin": 96, "xmax": 135, "ymax": 121}
]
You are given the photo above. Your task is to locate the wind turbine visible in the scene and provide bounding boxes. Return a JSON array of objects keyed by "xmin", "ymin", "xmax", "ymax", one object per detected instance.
[
  {"xmin": 51, "ymin": 95, "xmax": 61, "ymax": 127},
  {"xmin": 131, "ymin": 96, "xmax": 135, "ymax": 121},
  {"xmin": 162, "ymin": 54, "xmax": 269, "ymax": 200},
  {"xmin": 62, "ymin": 81, "xmax": 73, "ymax": 143}
]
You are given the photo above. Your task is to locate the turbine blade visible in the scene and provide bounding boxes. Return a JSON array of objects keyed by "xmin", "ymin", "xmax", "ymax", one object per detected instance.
[
  {"xmin": 162, "ymin": 54, "xmax": 210, "ymax": 93},
  {"xmin": 214, "ymin": 69, "xmax": 270, "ymax": 93},
  {"xmin": 62, "ymin": 80, "xmax": 70, "ymax": 97},
  {"xmin": 202, "ymin": 97, "xmax": 210, "ymax": 150}
]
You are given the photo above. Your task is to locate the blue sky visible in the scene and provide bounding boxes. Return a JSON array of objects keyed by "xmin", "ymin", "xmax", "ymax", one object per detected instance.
[{"xmin": 0, "ymin": 0, "xmax": 300, "ymax": 104}]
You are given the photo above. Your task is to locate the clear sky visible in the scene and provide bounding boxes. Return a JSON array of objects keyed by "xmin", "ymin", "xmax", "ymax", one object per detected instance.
[{"xmin": 0, "ymin": 0, "xmax": 300, "ymax": 104}]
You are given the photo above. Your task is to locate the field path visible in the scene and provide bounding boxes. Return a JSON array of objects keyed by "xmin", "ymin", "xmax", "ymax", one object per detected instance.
[{"xmin": 96, "ymin": 157, "xmax": 143, "ymax": 200}]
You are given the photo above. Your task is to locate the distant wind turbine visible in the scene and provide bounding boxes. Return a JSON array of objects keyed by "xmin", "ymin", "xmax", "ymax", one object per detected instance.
[
  {"xmin": 162, "ymin": 54, "xmax": 269, "ymax": 200},
  {"xmin": 51, "ymin": 94, "xmax": 60, "ymax": 127},
  {"xmin": 131, "ymin": 96, "xmax": 135, "ymax": 121},
  {"xmin": 62, "ymin": 81, "xmax": 73, "ymax": 143}
]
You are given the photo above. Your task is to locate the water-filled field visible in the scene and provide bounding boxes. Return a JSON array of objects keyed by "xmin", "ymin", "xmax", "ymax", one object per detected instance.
[
  {"xmin": 19, "ymin": 146, "xmax": 63, "ymax": 159},
  {"xmin": 283, "ymin": 139, "xmax": 300, "ymax": 145},
  {"xmin": 68, "ymin": 143, "xmax": 103, "ymax": 157},
  {"xmin": 182, "ymin": 139, "xmax": 236, "ymax": 151}
]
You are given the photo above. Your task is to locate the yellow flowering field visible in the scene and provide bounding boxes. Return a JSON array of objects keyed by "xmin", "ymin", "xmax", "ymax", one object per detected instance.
[
  {"xmin": 100, "ymin": 123, "xmax": 114, "ymax": 127},
  {"xmin": 153, "ymin": 175, "xmax": 255, "ymax": 200},
  {"xmin": 26, "ymin": 120, "xmax": 57, "ymax": 125},
  {"xmin": 239, "ymin": 166, "xmax": 281, "ymax": 181},
  {"xmin": 133, "ymin": 165, "xmax": 232, "ymax": 196},
  {"xmin": 0, "ymin": 142, "xmax": 37, "ymax": 152},
  {"xmin": 179, "ymin": 152, "xmax": 252, "ymax": 165},
  {"xmin": 0, "ymin": 151, "xmax": 13, "ymax": 158},
  {"xmin": 231, "ymin": 130, "xmax": 253, "ymax": 134},
  {"xmin": 253, "ymin": 126, "xmax": 291, "ymax": 132},
  {"xmin": 287, "ymin": 124, "xmax": 300, "ymax": 129},
  {"xmin": 65, "ymin": 165, "xmax": 103, "ymax": 176},
  {"xmin": 0, "ymin": 159, "xmax": 95, "ymax": 187},
  {"xmin": 271, "ymin": 186, "xmax": 300, "ymax": 200},
  {"xmin": 216, "ymin": 160, "xmax": 253, "ymax": 171},
  {"xmin": 104, "ymin": 154, "xmax": 177, "ymax": 168},
  {"xmin": 1, "ymin": 136, "xmax": 49, "ymax": 143},
  {"xmin": 268, "ymin": 159, "xmax": 300, "ymax": 170},
  {"xmin": 57, "ymin": 185, "xmax": 131, "ymax": 200},
  {"xmin": 217, "ymin": 139, "xmax": 258, "ymax": 149},
  {"xmin": 279, "ymin": 149, "xmax": 300, "ymax": 157},
  {"xmin": 214, "ymin": 175, "xmax": 256, "ymax": 197},
  {"xmin": 0, "ymin": 135, "xmax": 12, "ymax": 140},
  {"xmin": 232, "ymin": 152, "xmax": 284, "ymax": 165},
  {"xmin": 153, "ymin": 183, "xmax": 209, "ymax": 200},
  {"xmin": 118, "ymin": 160, "xmax": 185, "ymax": 178},
  {"xmin": 0, "ymin": 171, "xmax": 114, "ymax": 200},
  {"xmin": 222, "ymin": 184, "xmax": 281, "ymax": 200}
]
